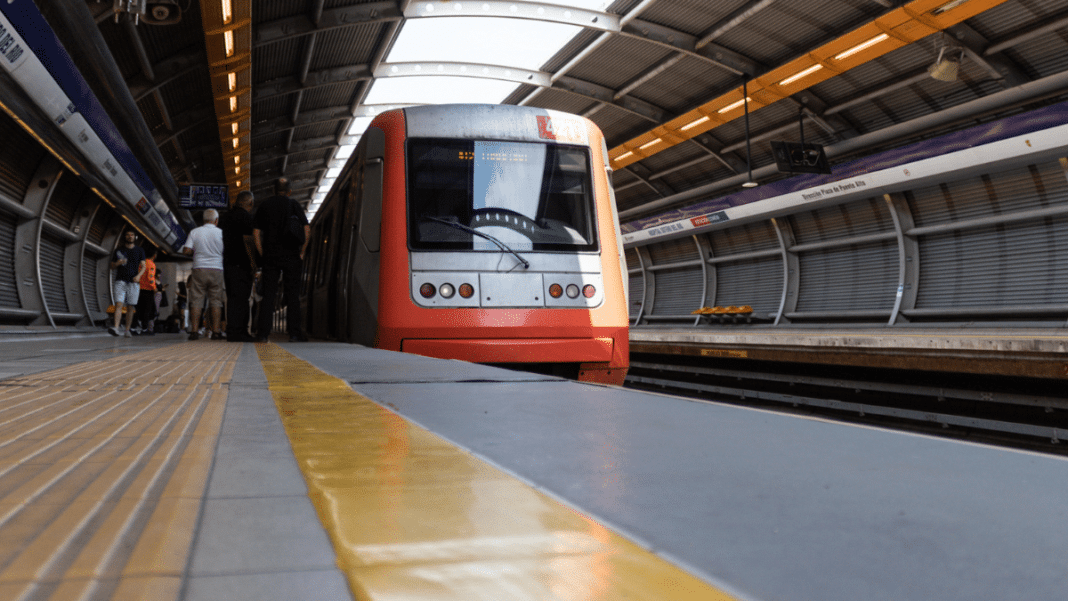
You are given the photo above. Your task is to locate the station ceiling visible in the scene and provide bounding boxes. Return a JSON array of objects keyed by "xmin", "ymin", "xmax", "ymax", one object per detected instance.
[{"xmin": 79, "ymin": 0, "xmax": 1068, "ymax": 223}]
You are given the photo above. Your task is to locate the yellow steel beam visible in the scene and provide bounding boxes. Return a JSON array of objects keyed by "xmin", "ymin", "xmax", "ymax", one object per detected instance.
[{"xmin": 609, "ymin": 0, "xmax": 1013, "ymax": 170}]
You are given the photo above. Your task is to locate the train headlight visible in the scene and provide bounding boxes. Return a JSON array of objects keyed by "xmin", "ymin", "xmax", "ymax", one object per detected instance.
[
  {"xmin": 565, "ymin": 284, "xmax": 580, "ymax": 299},
  {"xmin": 439, "ymin": 283, "xmax": 455, "ymax": 298},
  {"xmin": 419, "ymin": 283, "xmax": 436, "ymax": 298},
  {"xmin": 458, "ymin": 283, "xmax": 474, "ymax": 298},
  {"xmin": 583, "ymin": 284, "xmax": 596, "ymax": 298},
  {"xmin": 549, "ymin": 284, "xmax": 563, "ymax": 298}
]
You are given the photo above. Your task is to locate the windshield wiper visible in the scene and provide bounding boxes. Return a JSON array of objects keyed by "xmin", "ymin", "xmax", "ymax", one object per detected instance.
[{"xmin": 426, "ymin": 216, "xmax": 530, "ymax": 269}]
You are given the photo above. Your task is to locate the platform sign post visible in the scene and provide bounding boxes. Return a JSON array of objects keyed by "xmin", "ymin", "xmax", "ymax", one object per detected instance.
[{"xmin": 178, "ymin": 184, "xmax": 229, "ymax": 209}]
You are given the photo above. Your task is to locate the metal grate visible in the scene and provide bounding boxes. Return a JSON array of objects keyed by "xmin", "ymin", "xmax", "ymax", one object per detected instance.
[
  {"xmin": 649, "ymin": 266, "xmax": 704, "ymax": 315},
  {"xmin": 915, "ymin": 218, "xmax": 1068, "ymax": 309},
  {"xmin": 712, "ymin": 257, "xmax": 783, "ymax": 317},
  {"xmin": 44, "ymin": 173, "xmax": 85, "ymax": 229},
  {"xmin": 790, "ymin": 196, "xmax": 893, "ymax": 245},
  {"xmin": 708, "ymin": 220, "xmax": 780, "ymax": 257},
  {"xmin": 0, "ymin": 212, "xmax": 18, "ymax": 307},
  {"xmin": 795, "ymin": 242, "xmax": 898, "ymax": 312},
  {"xmin": 646, "ymin": 236, "xmax": 699, "ymax": 265},
  {"xmin": 0, "ymin": 115, "xmax": 46, "ymax": 204},
  {"xmin": 39, "ymin": 233, "xmax": 69, "ymax": 313},
  {"xmin": 82, "ymin": 254, "xmax": 101, "ymax": 314}
]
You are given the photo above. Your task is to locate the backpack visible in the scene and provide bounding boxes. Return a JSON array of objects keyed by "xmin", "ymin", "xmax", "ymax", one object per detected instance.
[{"xmin": 284, "ymin": 200, "xmax": 306, "ymax": 246}]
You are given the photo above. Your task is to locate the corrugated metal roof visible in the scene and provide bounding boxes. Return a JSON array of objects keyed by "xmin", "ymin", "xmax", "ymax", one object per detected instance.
[{"xmin": 83, "ymin": 0, "xmax": 1068, "ymax": 214}]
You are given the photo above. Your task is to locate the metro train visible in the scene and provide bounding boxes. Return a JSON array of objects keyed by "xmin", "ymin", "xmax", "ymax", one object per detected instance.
[{"xmin": 301, "ymin": 104, "xmax": 629, "ymax": 385}]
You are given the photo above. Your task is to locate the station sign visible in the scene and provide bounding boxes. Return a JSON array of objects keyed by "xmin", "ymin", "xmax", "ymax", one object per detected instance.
[{"xmin": 179, "ymin": 183, "xmax": 229, "ymax": 209}]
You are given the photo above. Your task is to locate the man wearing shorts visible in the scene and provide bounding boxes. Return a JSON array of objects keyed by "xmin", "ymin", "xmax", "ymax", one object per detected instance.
[
  {"xmin": 109, "ymin": 230, "xmax": 146, "ymax": 337},
  {"xmin": 182, "ymin": 209, "xmax": 226, "ymax": 340}
]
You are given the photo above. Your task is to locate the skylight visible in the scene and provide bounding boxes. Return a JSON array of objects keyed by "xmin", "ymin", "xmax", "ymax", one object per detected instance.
[{"xmin": 308, "ymin": 1, "xmax": 611, "ymax": 217}]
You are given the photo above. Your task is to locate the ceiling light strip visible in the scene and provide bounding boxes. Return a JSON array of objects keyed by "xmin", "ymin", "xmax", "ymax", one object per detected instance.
[
  {"xmin": 200, "ymin": 0, "xmax": 252, "ymax": 197},
  {"xmin": 609, "ymin": 0, "xmax": 1011, "ymax": 168}
]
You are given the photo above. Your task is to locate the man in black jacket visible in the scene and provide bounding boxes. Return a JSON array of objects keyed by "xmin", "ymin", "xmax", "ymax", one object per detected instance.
[
  {"xmin": 252, "ymin": 177, "xmax": 310, "ymax": 342},
  {"xmin": 222, "ymin": 190, "xmax": 256, "ymax": 341}
]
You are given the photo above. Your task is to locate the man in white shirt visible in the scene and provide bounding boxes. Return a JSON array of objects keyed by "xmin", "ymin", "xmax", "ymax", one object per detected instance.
[{"xmin": 181, "ymin": 209, "xmax": 225, "ymax": 340}]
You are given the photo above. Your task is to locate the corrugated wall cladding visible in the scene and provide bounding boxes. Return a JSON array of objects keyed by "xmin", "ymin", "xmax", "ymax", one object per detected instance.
[
  {"xmin": 646, "ymin": 236, "xmax": 699, "ymax": 265},
  {"xmin": 82, "ymin": 255, "xmax": 100, "ymax": 314},
  {"xmin": 915, "ymin": 218, "xmax": 1068, "ymax": 308},
  {"xmin": 650, "ymin": 267, "xmax": 703, "ymax": 315},
  {"xmin": 0, "ymin": 213, "xmax": 18, "ymax": 307},
  {"xmin": 790, "ymin": 196, "xmax": 892, "ymax": 244},
  {"xmin": 712, "ymin": 258, "xmax": 783, "ymax": 317},
  {"xmin": 0, "ymin": 117, "xmax": 45, "ymax": 203},
  {"xmin": 910, "ymin": 160, "xmax": 1068, "ymax": 226},
  {"xmin": 795, "ymin": 242, "xmax": 898, "ymax": 312},
  {"xmin": 707, "ymin": 221, "xmax": 779, "ymax": 257},
  {"xmin": 88, "ymin": 215, "xmax": 107, "ymax": 246},
  {"xmin": 39, "ymin": 233, "xmax": 68, "ymax": 313},
  {"xmin": 44, "ymin": 175, "xmax": 84, "ymax": 228}
]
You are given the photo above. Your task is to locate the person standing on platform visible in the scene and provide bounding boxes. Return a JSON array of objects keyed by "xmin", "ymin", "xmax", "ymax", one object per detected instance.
[
  {"xmin": 222, "ymin": 190, "xmax": 257, "ymax": 342},
  {"xmin": 181, "ymin": 209, "xmax": 226, "ymax": 340},
  {"xmin": 134, "ymin": 246, "xmax": 158, "ymax": 335},
  {"xmin": 108, "ymin": 230, "xmax": 146, "ymax": 338},
  {"xmin": 253, "ymin": 177, "xmax": 310, "ymax": 342}
]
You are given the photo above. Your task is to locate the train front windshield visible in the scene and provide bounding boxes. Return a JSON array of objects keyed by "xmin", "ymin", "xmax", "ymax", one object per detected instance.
[{"xmin": 408, "ymin": 139, "xmax": 598, "ymax": 252}]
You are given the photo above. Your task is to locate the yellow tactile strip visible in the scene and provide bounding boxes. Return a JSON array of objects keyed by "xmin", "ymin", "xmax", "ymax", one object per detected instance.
[
  {"xmin": 0, "ymin": 343, "xmax": 239, "ymax": 601},
  {"xmin": 257, "ymin": 343, "xmax": 738, "ymax": 600}
]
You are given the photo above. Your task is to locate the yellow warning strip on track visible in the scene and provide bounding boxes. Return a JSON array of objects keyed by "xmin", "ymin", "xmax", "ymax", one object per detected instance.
[
  {"xmin": 256, "ymin": 343, "xmax": 737, "ymax": 600},
  {"xmin": 0, "ymin": 343, "xmax": 239, "ymax": 601}
]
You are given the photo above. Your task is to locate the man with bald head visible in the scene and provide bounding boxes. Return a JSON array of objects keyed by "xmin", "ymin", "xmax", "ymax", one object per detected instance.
[
  {"xmin": 182, "ymin": 208, "xmax": 225, "ymax": 340},
  {"xmin": 253, "ymin": 177, "xmax": 310, "ymax": 342}
]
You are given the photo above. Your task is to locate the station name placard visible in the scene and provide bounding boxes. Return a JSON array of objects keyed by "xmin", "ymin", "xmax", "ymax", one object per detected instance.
[{"xmin": 179, "ymin": 184, "xmax": 229, "ymax": 209}]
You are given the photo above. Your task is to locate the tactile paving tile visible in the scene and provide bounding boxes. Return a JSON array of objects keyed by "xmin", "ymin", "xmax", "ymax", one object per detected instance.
[{"xmin": 0, "ymin": 343, "xmax": 239, "ymax": 601}]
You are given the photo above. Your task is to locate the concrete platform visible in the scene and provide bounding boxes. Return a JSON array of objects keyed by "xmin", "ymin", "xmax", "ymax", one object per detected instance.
[
  {"xmin": 0, "ymin": 333, "xmax": 1066, "ymax": 600},
  {"xmin": 630, "ymin": 326, "xmax": 1068, "ymax": 378}
]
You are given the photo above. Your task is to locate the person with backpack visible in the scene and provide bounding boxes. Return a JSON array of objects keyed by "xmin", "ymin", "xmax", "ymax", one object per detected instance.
[{"xmin": 252, "ymin": 177, "xmax": 310, "ymax": 342}]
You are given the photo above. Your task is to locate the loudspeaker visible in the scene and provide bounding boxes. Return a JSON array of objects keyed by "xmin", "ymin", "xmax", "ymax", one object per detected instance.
[
  {"xmin": 144, "ymin": 1, "xmax": 182, "ymax": 25},
  {"xmin": 928, "ymin": 57, "xmax": 960, "ymax": 82}
]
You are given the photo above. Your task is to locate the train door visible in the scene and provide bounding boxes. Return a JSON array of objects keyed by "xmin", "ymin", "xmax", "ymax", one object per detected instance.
[{"xmin": 345, "ymin": 127, "xmax": 384, "ymax": 346}]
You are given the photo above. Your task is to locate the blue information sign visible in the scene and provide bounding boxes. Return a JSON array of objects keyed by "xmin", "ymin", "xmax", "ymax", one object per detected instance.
[{"xmin": 179, "ymin": 184, "xmax": 229, "ymax": 209}]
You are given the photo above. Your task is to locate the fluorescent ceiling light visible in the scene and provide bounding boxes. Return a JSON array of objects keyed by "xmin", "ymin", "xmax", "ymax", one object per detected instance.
[
  {"xmin": 336, "ymin": 145, "xmax": 356, "ymax": 160},
  {"xmin": 326, "ymin": 167, "xmax": 343, "ymax": 178},
  {"xmin": 224, "ymin": 30, "xmax": 234, "ymax": 57},
  {"xmin": 638, "ymin": 138, "xmax": 662, "ymax": 150},
  {"xmin": 221, "ymin": 0, "xmax": 232, "ymax": 24},
  {"xmin": 718, "ymin": 97, "xmax": 751, "ymax": 114},
  {"xmin": 933, "ymin": 0, "xmax": 969, "ymax": 14},
  {"xmin": 228, "ymin": 72, "xmax": 236, "ymax": 92},
  {"xmin": 616, "ymin": 151, "xmax": 634, "ymax": 160},
  {"xmin": 834, "ymin": 33, "xmax": 890, "ymax": 60},
  {"xmin": 779, "ymin": 64, "xmax": 823, "ymax": 86},
  {"xmin": 681, "ymin": 116, "xmax": 710, "ymax": 131}
]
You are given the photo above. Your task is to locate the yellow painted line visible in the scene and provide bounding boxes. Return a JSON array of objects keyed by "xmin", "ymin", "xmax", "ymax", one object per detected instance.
[
  {"xmin": 256, "ymin": 342, "xmax": 738, "ymax": 600},
  {"xmin": 0, "ymin": 343, "xmax": 238, "ymax": 601}
]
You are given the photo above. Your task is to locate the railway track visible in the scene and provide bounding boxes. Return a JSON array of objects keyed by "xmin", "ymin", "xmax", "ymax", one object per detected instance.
[{"xmin": 625, "ymin": 353, "xmax": 1068, "ymax": 455}]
